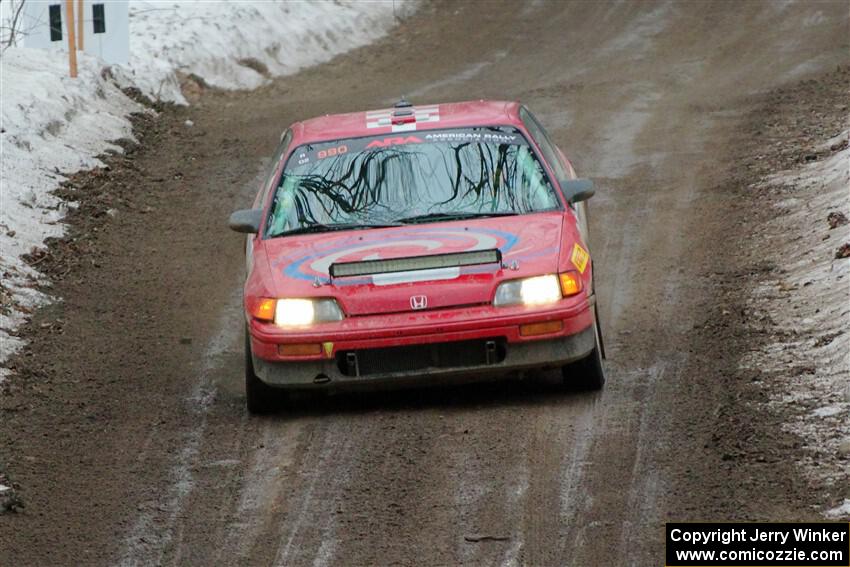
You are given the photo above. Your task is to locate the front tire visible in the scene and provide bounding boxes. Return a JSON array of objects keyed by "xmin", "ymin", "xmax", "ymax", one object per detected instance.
[
  {"xmin": 245, "ymin": 330, "xmax": 280, "ymax": 414},
  {"xmin": 562, "ymin": 321, "xmax": 606, "ymax": 391}
]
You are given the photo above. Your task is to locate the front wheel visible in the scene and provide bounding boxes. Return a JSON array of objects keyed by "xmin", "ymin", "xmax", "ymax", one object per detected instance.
[
  {"xmin": 561, "ymin": 321, "xmax": 606, "ymax": 391},
  {"xmin": 245, "ymin": 330, "xmax": 280, "ymax": 414}
]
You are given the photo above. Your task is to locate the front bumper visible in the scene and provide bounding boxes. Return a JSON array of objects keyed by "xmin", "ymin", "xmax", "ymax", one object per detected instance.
[{"xmin": 249, "ymin": 298, "xmax": 596, "ymax": 391}]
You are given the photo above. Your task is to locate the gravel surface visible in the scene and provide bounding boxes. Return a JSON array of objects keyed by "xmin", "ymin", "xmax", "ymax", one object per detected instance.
[{"xmin": 1, "ymin": 1, "xmax": 848, "ymax": 565}]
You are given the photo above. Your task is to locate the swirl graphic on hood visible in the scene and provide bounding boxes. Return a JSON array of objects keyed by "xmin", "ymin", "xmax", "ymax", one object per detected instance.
[{"xmin": 279, "ymin": 226, "xmax": 519, "ymax": 281}]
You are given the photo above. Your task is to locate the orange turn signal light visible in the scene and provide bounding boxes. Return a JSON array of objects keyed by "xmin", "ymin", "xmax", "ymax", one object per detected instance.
[
  {"xmin": 278, "ymin": 343, "xmax": 322, "ymax": 356},
  {"xmin": 559, "ymin": 272, "xmax": 583, "ymax": 297},
  {"xmin": 251, "ymin": 298, "xmax": 277, "ymax": 322},
  {"xmin": 520, "ymin": 320, "xmax": 564, "ymax": 337}
]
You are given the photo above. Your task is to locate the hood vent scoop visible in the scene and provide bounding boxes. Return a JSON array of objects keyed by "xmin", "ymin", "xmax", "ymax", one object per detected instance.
[{"xmin": 330, "ymin": 249, "xmax": 501, "ymax": 278}]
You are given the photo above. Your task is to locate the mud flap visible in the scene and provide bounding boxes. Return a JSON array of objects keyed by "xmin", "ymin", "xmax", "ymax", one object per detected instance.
[{"xmin": 594, "ymin": 302, "xmax": 606, "ymax": 360}]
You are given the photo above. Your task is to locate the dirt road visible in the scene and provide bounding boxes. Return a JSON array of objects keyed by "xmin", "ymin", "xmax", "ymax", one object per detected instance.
[{"xmin": 2, "ymin": 1, "xmax": 848, "ymax": 565}]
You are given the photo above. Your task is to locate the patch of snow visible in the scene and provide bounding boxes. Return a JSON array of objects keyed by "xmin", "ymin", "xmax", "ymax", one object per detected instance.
[
  {"xmin": 738, "ymin": 130, "xmax": 850, "ymax": 514},
  {"xmin": 816, "ymin": 130, "xmax": 849, "ymax": 152},
  {"xmin": 0, "ymin": 484, "xmax": 10, "ymax": 493},
  {"xmin": 0, "ymin": 1, "xmax": 417, "ymax": 382},
  {"xmin": 812, "ymin": 405, "xmax": 846, "ymax": 418},
  {"xmin": 825, "ymin": 499, "xmax": 850, "ymax": 519},
  {"xmin": 802, "ymin": 11, "xmax": 827, "ymax": 27}
]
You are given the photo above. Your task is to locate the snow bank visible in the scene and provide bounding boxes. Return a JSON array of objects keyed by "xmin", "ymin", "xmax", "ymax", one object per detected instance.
[
  {"xmin": 739, "ymin": 131, "xmax": 850, "ymax": 518},
  {"xmin": 125, "ymin": 0, "xmax": 417, "ymax": 103},
  {"xmin": 0, "ymin": 48, "xmax": 142, "ymax": 380},
  {"xmin": 0, "ymin": 1, "xmax": 416, "ymax": 380}
]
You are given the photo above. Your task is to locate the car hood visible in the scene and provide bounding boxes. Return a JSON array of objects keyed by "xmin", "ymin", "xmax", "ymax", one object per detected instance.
[{"xmin": 261, "ymin": 212, "xmax": 564, "ymax": 316}]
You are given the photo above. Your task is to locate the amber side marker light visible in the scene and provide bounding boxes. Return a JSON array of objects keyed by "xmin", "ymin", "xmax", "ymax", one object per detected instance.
[
  {"xmin": 520, "ymin": 320, "xmax": 564, "ymax": 337},
  {"xmin": 279, "ymin": 343, "xmax": 322, "ymax": 356},
  {"xmin": 559, "ymin": 272, "xmax": 583, "ymax": 296},
  {"xmin": 251, "ymin": 298, "xmax": 277, "ymax": 322}
]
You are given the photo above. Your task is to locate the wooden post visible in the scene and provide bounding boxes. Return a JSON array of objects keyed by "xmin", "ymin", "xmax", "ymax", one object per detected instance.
[
  {"xmin": 77, "ymin": 0, "xmax": 84, "ymax": 51},
  {"xmin": 66, "ymin": 0, "xmax": 78, "ymax": 78}
]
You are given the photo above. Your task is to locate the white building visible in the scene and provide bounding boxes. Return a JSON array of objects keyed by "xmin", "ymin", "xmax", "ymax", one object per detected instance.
[{"xmin": 23, "ymin": 0, "xmax": 129, "ymax": 65}]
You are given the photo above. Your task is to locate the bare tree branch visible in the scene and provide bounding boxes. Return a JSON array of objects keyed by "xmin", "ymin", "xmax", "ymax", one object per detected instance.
[{"xmin": 2, "ymin": 0, "xmax": 27, "ymax": 51}]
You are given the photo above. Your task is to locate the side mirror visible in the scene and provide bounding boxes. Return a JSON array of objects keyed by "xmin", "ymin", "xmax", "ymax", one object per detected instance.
[
  {"xmin": 228, "ymin": 209, "xmax": 263, "ymax": 234},
  {"xmin": 560, "ymin": 178, "xmax": 595, "ymax": 203}
]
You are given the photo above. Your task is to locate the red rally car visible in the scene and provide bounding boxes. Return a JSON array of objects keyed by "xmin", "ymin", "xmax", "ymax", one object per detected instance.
[{"xmin": 229, "ymin": 99, "xmax": 606, "ymax": 413}]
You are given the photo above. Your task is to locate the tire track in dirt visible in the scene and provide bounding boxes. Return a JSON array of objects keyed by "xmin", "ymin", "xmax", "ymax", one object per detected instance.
[{"xmin": 117, "ymin": 284, "xmax": 244, "ymax": 567}]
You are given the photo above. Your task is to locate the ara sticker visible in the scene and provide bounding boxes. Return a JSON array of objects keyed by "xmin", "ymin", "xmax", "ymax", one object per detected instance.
[
  {"xmin": 322, "ymin": 342, "xmax": 334, "ymax": 358},
  {"xmin": 570, "ymin": 243, "xmax": 590, "ymax": 274},
  {"xmin": 365, "ymin": 135, "xmax": 423, "ymax": 148}
]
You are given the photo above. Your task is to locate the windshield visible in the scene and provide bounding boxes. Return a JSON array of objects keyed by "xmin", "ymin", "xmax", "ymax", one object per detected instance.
[{"xmin": 265, "ymin": 127, "xmax": 560, "ymax": 237}]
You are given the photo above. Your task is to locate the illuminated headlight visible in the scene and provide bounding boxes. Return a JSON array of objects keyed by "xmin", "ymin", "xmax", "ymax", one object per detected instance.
[
  {"xmin": 274, "ymin": 298, "xmax": 344, "ymax": 326},
  {"xmin": 493, "ymin": 274, "xmax": 562, "ymax": 307}
]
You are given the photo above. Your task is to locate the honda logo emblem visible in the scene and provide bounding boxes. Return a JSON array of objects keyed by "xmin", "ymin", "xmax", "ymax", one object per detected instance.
[{"xmin": 410, "ymin": 295, "xmax": 428, "ymax": 310}]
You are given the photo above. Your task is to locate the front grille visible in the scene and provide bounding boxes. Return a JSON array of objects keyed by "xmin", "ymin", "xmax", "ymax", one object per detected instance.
[{"xmin": 337, "ymin": 338, "xmax": 507, "ymax": 377}]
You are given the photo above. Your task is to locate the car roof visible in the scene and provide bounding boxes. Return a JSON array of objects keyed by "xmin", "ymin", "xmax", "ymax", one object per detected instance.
[{"xmin": 290, "ymin": 100, "xmax": 524, "ymax": 145}]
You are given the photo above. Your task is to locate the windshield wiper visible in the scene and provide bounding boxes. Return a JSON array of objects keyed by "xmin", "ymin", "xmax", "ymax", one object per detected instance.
[
  {"xmin": 394, "ymin": 211, "xmax": 519, "ymax": 224},
  {"xmin": 272, "ymin": 222, "xmax": 402, "ymax": 237}
]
